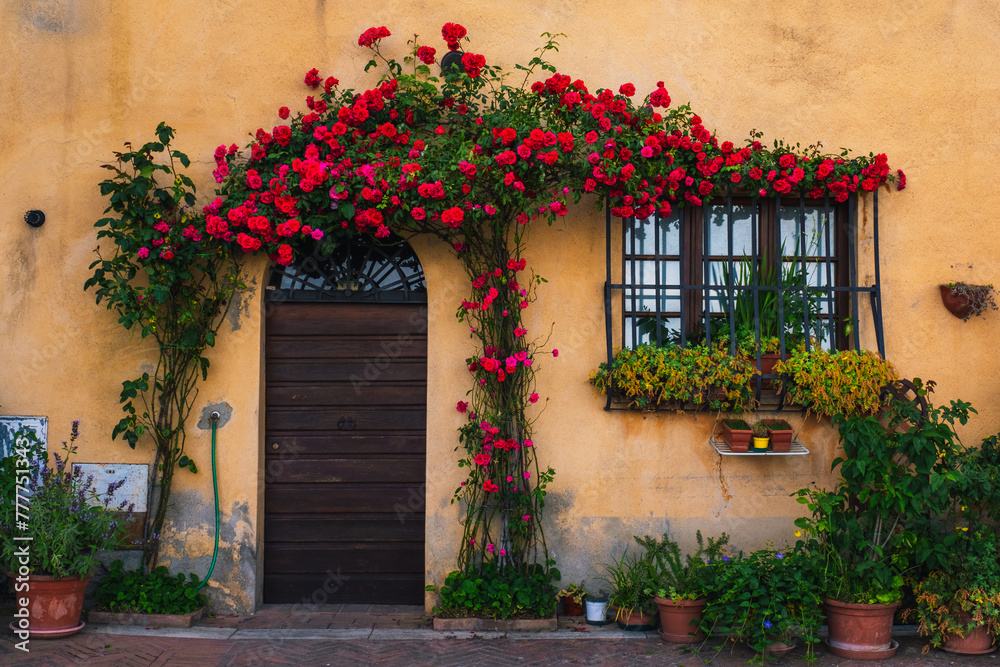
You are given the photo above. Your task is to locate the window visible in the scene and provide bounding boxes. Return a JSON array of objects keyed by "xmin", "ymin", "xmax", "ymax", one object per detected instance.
[{"xmin": 604, "ymin": 191, "xmax": 886, "ymax": 395}]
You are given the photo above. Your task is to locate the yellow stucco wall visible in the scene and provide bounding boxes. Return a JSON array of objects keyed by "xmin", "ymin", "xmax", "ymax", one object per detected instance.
[{"xmin": 3, "ymin": 0, "xmax": 1000, "ymax": 612}]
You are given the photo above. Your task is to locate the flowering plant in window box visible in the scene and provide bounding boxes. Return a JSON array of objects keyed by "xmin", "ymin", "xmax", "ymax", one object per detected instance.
[
  {"xmin": 773, "ymin": 349, "xmax": 897, "ymax": 419},
  {"xmin": 590, "ymin": 344, "xmax": 758, "ymax": 411}
]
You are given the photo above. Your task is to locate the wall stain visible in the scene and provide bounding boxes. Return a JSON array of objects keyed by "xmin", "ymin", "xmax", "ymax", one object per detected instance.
[{"xmin": 715, "ymin": 456, "xmax": 732, "ymax": 508}]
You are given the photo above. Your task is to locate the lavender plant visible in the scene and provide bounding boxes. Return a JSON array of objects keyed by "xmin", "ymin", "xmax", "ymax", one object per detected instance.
[{"xmin": 0, "ymin": 422, "xmax": 133, "ymax": 579}]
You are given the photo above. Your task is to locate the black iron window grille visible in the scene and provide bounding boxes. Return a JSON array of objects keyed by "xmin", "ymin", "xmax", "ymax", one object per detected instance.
[
  {"xmin": 603, "ymin": 190, "xmax": 886, "ymax": 406},
  {"xmin": 266, "ymin": 236, "xmax": 427, "ymax": 303}
]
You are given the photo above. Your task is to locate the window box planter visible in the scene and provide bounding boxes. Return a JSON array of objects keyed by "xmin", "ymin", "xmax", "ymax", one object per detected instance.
[
  {"xmin": 85, "ymin": 606, "xmax": 207, "ymax": 628},
  {"xmin": 763, "ymin": 419, "xmax": 793, "ymax": 453},
  {"xmin": 720, "ymin": 419, "xmax": 753, "ymax": 452}
]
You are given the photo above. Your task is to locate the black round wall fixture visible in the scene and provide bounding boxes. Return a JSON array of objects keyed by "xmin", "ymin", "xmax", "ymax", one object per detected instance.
[
  {"xmin": 440, "ymin": 50, "xmax": 465, "ymax": 76},
  {"xmin": 24, "ymin": 210, "xmax": 45, "ymax": 228}
]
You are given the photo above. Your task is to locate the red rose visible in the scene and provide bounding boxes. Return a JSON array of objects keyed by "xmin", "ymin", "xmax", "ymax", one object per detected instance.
[
  {"xmin": 618, "ymin": 83, "xmax": 636, "ymax": 97},
  {"xmin": 441, "ymin": 207, "xmax": 464, "ymax": 227},
  {"xmin": 442, "ymin": 22, "xmax": 467, "ymax": 51},
  {"xmin": 278, "ymin": 106, "xmax": 290, "ymax": 120},
  {"xmin": 457, "ymin": 401, "xmax": 468, "ymax": 413},
  {"xmin": 417, "ymin": 46, "xmax": 436, "ymax": 64},
  {"xmin": 779, "ymin": 154, "xmax": 796, "ymax": 169},
  {"xmin": 358, "ymin": 26, "xmax": 391, "ymax": 48},
  {"xmin": 461, "ymin": 52, "xmax": 485, "ymax": 78},
  {"xmin": 160, "ymin": 249, "xmax": 174, "ymax": 260}
]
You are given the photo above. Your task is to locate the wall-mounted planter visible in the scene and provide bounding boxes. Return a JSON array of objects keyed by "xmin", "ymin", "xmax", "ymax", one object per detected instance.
[
  {"xmin": 940, "ymin": 285, "xmax": 974, "ymax": 320},
  {"xmin": 940, "ymin": 283, "xmax": 997, "ymax": 321}
]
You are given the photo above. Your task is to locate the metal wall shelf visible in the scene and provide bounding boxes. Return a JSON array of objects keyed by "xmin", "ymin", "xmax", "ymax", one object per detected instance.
[{"xmin": 709, "ymin": 437, "xmax": 809, "ymax": 456}]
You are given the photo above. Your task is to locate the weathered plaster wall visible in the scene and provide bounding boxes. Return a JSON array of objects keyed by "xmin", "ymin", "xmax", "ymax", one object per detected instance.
[{"xmin": 3, "ymin": 0, "xmax": 1000, "ymax": 612}]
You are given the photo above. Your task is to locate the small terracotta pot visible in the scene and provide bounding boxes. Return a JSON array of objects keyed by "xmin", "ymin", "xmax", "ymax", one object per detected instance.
[
  {"xmin": 721, "ymin": 421, "xmax": 752, "ymax": 453},
  {"xmin": 764, "ymin": 419, "xmax": 793, "ymax": 453},
  {"xmin": 764, "ymin": 637, "xmax": 797, "ymax": 655},
  {"xmin": 759, "ymin": 353, "xmax": 782, "ymax": 389},
  {"xmin": 823, "ymin": 598, "xmax": 898, "ymax": 655},
  {"xmin": 561, "ymin": 596, "xmax": 584, "ymax": 617},
  {"xmin": 611, "ymin": 605, "xmax": 656, "ymax": 631},
  {"xmin": 654, "ymin": 596, "xmax": 706, "ymax": 643},
  {"xmin": 21, "ymin": 574, "xmax": 89, "ymax": 638},
  {"xmin": 941, "ymin": 611, "xmax": 997, "ymax": 655},
  {"xmin": 940, "ymin": 285, "xmax": 974, "ymax": 320}
]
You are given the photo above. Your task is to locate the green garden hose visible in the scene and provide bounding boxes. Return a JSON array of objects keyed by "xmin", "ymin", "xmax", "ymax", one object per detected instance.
[{"xmin": 197, "ymin": 412, "xmax": 221, "ymax": 590}]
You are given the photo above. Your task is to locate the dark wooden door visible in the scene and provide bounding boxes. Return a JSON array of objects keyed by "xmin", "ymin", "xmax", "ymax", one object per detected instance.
[{"xmin": 264, "ymin": 302, "xmax": 427, "ymax": 604}]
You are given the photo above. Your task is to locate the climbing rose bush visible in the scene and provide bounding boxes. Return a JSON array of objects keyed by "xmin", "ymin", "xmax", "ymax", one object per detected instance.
[{"xmin": 91, "ymin": 21, "xmax": 903, "ymax": 611}]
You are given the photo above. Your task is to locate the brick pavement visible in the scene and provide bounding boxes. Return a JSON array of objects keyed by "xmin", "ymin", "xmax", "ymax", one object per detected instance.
[{"xmin": 2, "ymin": 606, "xmax": 997, "ymax": 666}]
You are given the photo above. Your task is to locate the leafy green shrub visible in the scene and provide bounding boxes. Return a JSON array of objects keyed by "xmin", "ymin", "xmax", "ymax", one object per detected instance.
[
  {"xmin": 702, "ymin": 547, "xmax": 823, "ymax": 661},
  {"xmin": 95, "ymin": 560, "xmax": 207, "ymax": 614},
  {"xmin": 636, "ymin": 530, "xmax": 729, "ymax": 601},
  {"xmin": 793, "ymin": 385, "xmax": 973, "ymax": 603},
  {"xmin": 430, "ymin": 562, "xmax": 559, "ymax": 619}
]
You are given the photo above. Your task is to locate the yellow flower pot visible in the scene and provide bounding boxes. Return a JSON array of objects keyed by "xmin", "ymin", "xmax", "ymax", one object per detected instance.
[{"xmin": 752, "ymin": 436, "xmax": 770, "ymax": 451}]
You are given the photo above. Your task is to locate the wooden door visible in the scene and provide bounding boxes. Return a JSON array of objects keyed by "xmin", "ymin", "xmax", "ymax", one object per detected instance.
[{"xmin": 263, "ymin": 301, "xmax": 427, "ymax": 604}]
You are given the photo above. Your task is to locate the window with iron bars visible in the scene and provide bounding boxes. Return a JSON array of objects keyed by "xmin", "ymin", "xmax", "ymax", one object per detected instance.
[{"xmin": 603, "ymin": 191, "xmax": 886, "ymax": 406}]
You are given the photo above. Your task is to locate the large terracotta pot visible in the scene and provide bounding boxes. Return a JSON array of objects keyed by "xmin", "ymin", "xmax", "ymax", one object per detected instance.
[
  {"xmin": 823, "ymin": 598, "xmax": 899, "ymax": 659},
  {"xmin": 941, "ymin": 611, "xmax": 997, "ymax": 655},
  {"xmin": 654, "ymin": 596, "xmax": 706, "ymax": 643},
  {"xmin": 22, "ymin": 574, "xmax": 89, "ymax": 638}
]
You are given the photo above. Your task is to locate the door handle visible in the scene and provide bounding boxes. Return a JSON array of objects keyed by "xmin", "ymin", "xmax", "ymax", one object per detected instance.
[{"xmin": 337, "ymin": 416, "xmax": 357, "ymax": 431}]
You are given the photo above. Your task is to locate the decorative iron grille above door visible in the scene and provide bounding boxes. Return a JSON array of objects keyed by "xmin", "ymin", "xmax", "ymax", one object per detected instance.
[{"xmin": 266, "ymin": 237, "xmax": 427, "ymax": 303}]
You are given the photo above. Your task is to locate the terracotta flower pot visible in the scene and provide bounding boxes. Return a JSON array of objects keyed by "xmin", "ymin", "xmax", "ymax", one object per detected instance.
[
  {"xmin": 764, "ymin": 419, "xmax": 793, "ymax": 453},
  {"xmin": 764, "ymin": 637, "xmax": 797, "ymax": 655},
  {"xmin": 823, "ymin": 598, "xmax": 899, "ymax": 658},
  {"xmin": 940, "ymin": 285, "xmax": 974, "ymax": 320},
  {"xmin": 721, "ymin": 421, "xmax": 752, "ymax": 453},
  {"xmin": 941, "ymin": 611, "xmax": 997, "ymax": 655},
  {"xmin": 654, "ymin": 596, "xmax": 706, "ymax": 643},
  {"xmin": 561, "ymin": 596, "xmax": 584, "ymax": 617},
  {"xmin": 759, "ymin": 353, "xmax": 782, "ymax": 389},
  {"xmin": 611, "ymin": 605, "xmax": 656, "ymax": 631},
  {"xmin": 20, "ymin": 574, "xmax": 89, "ymax": 638}
]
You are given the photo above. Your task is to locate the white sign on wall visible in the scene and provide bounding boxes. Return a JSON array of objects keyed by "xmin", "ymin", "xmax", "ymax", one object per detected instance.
[
  {"xmin": 0, "ymin": 416, "xmax": 47, "ymax": 459},
  {"xmin": 73, "ymin": 463, "xmax": 149, "ymax": 512}
]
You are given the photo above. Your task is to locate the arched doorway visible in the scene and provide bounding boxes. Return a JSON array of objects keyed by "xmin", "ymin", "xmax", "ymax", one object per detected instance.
[{"xmin": 262, "ymin": 238, "xmax": 427, "ymax": 604}]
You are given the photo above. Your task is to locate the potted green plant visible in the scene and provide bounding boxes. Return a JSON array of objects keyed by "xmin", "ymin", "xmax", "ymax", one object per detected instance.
[
  {"xmin": 911, "ymin": 530, "xmax": 1000, "ymax": 654},
  {"xmin": 793, "ymin": 386, "xmax": 970, "ymax": 658},
  {"xmin": 774, "ymin": 349, "xmax": 898, "ymax": 419},
  {"xmin": 600, "ymin": 547, "xmax": 658, "ymax": 630},
  {"xmin": 90, "ymin": 560, "xmax": 208, "ymax": 627},
  {"xmin": 702, "ymin": 547, "xmax": 824, "ymax": 661},
  {"xmin": 555, "ymin": 582, "xmax": 588, "ymax": 617},
  {"xmin": 0, "ymin": 423, "xmax": 131, "ymax": 638},
  {"xmin": 940, "ymin": 282, "xmax": 998, "ymax": 321},
  {"xmin": 751, "ymin": 421, "xmax": 770, "ymax": 451},
  {"xmin": 720, "ymin": 418, "xmax": 753, "ymax": 452},
  {"xmin": 907, "ymin": 434, "xmax": 1000, "ymax": 654},
  {"xmin": 635, "ymin": 530, "xmax": 729, "ymax": 644},
  {"xmin": 762, "ymin": 418, "xmax": 793, "ymax": 453}
]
